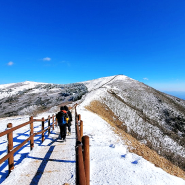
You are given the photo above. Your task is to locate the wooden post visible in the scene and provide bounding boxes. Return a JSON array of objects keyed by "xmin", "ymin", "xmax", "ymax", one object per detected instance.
[
  {"xmin": 30, "ymin": 116, "xmax": 34, "ymax": 150},
  {"xmin": 42, "ymin": 117, "xmax": 45, "ymax": 143},
  {"xmin": 80, "ymin": 120, "xmax": 83, "ymax": 139},
  {"xmin": 78, "ymin": 114, "xmax": 81, "ymax": 121},
  {"xmin": 77, "ymin": 144, "xmax": 86, "ymax": 185},
  {"xmin": 55, "ymin": 114, "xmax": 57, "ymax": 127},
  {"xmin": 7, "ymin": 123, "xmax": 14, "ymax": 174},
  {"xmin": 76, "ymin": 123, "xmax": 81, "ymax": 142},
  {"xmin": 75, "ymin": 114, "xmax": 78, "ymax": 125},
  {"xmin": 52, "ymin": 114, "xmax": 55, "ymax": 130},
  {"xmin": 82, "ymin": 136, "xmax": 90, "ymax": 185},
  {"xmin": 75, "ymin": 106, "xmax": 77, "ymax": 117},
  {"xmin": 48, "ymin": 116, "xmax": 50, "ymax": 136}
]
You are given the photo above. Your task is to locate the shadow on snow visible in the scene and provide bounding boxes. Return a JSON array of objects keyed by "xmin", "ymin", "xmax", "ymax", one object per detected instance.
[
  {"xmin": 0, "ymin": 123, "xmax": 59, "ymax": 184},
  {"xmin": 29, "ymin": 146, "xmax": 75, "ymax": 185}
]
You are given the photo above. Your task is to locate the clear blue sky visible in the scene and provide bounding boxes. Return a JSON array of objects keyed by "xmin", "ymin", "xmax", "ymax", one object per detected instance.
[{"xmin": 0, "ymin": 0, "xmax": 185, "ymax": 92}]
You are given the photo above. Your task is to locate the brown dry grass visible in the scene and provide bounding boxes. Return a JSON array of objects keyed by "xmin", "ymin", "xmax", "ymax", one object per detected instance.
[{"xmin": 85, "ymin": 100, "xmax": 185, "ymax": 180}]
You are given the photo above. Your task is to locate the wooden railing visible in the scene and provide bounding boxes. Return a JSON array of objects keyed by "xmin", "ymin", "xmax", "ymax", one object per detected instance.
[
  {"xmin": 75, "ymin": 107, "xmax": 90, "ymax": 185},
  {"xmin": 0, "ymin": 104, "xmax": 90, "ymax": 185},
  {"xmin": 0, "ymin": 114, "xmax": 58, "ymax": 174}
]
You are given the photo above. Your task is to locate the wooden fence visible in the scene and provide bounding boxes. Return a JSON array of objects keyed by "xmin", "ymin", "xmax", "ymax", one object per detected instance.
[
  {"xmin": 75, "ymin": 107, "xmax": 90, "ymax": 185},
  {"xmin": 0, "ymin": 105, "xmax": 90, "ymax": 185},
  {"xmin": 0, "ymin": 114, "xmax": 58, "ymax": 174}
]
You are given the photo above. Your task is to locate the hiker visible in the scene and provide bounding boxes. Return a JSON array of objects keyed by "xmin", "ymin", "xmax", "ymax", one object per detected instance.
[
  {"xmin": 64, "ymin": 105, "xmax": 72, "ymax": 135},
  {"xmin": 56, "ymin": 106, "xmax": 68, "ymax": 141}
]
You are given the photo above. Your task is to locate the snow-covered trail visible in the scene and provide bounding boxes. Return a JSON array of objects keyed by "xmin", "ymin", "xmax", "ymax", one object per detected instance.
[
  {"xmin": 77, "ymin": 104, "xmax": 185, "ymax": 185},
  {"xmin": 1, "ymin": 118, "xmax": 76, "ymax": 185},
  {"xmin": 1, "ymin": 103, "xmax": 185, "ymax": 185}
]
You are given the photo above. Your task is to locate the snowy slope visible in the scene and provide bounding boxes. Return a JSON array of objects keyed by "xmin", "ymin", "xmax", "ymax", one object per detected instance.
[
  {"xmin": 80, "ymin": 75, "xmax": 185, "ymax": 172},
  {"xmin": 0, "ymin": 81, "xmax": 87, "ymax": 118},
  {"xmin": 78, "ymin": 104, "xmax": 185, "ymax": 185},
  {"xmin": 1, "ymin": 75, "xmax": 185, "ymax": 184},
  {"xmin": 0, "ymin": 104, "xmax": 185, "ymax": 184},
  {"xmin": 0, "ymin": 81, "xmax": 46, "ymax": 99}
]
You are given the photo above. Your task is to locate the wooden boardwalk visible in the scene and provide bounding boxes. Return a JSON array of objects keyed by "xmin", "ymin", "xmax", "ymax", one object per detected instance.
[{"xmin": 2, "ymin": 122, "xmax": 76, "ymax": 185}]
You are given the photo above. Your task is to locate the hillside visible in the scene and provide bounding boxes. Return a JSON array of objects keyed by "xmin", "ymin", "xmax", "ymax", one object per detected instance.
[
  {"xmin": 0, "ymin": 81, "xmax": 87, "ymax": 118},
  {"xmin": 1, "ymin": 75, "xmax": 185, "ymax": 182},
  {"xmin": 1, "ymin": 104, "xmax": 185, "ymax": 184},
  {"xmin": 80, "ymin": 75, "xmax": 185, "ymax": 174}
]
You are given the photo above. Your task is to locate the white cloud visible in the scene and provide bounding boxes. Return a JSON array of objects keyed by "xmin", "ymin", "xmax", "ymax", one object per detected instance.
[
  {"xmin": 143, "ymin": 78, "xmax": 149, "ymax": 80},
  {"xmin": 42, "ymin": 57, "xmax": 51, "ymax": 61},
  {"xmin": 7, "ymin": 61, "xmax": 14, "ymax": 66}
]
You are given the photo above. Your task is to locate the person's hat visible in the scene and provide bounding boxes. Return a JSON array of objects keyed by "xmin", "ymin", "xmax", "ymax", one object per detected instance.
[{"xmin": 60, "ymin": 106, "xmax": 64, "ymax": 110}]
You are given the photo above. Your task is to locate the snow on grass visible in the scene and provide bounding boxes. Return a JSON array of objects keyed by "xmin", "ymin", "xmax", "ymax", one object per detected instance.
[
  {"xmin": 77, "ymin": 104, "xmax": 185, "ymax": 185},
  {"xmin": 0, "ymin": 81, "xmax": 47, "ymax": 100},
  {"xmin": 81, "ymin": 75, "xmax": 119, "ymax": 91}
]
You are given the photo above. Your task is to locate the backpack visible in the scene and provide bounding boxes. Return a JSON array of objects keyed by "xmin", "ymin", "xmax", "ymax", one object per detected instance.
[{"xmin": 58, "ymin": 111, "xmax": 68, "ymax": 126}]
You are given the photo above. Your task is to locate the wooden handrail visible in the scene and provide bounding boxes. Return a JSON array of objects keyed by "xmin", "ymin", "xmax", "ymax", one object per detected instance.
[
  {"xmin": 1, "ymin": 103, "xmax": 90, "ymax": 184},
  {"xmin": 0, "ymin": 120, "xmax": 32, "ymax": 137},
  {"xmin": 0, "ymin": 126, "xmax": 52, "ymax": 166},
  {"xmin": 33, "ymin": 116, "xmax": 53, "ymax": 122},
  {"xmin": 33, "ymin": 119, "xmax": 43, "ymax": 122},
  {"xmin": 34, "ymin": 127, "xmax": 49, "ymax": 136},
  {"xmin": 0, "ymin": 114, "xmax": 57, "ymax": 174},
  {"xmin": 0, "ymin": 135, "xmax": 32, "ymax": 165},
  {"xmin": 0, "ymin": 125, "xmax": 49, "ymax": 165},
  {"xmin": 75, "ymin": 108, "xmax": 90, "ymax": 185}
]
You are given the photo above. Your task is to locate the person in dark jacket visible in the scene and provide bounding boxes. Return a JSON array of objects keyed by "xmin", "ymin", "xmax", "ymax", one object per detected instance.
[
  {"xmin": 64, "ymin": 105, "xmax": 72, "ymax": 135},
  {"xmin": 56, "ymin": 106, "xmax": 68, "ymax": 141}
]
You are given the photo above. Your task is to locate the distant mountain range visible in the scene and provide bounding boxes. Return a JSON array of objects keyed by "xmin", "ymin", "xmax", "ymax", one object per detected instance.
[
  {"xmin": 0, "ymin": 81, "xmax": 87, "ymax": 117},
  {"xmin": 1, "ymin": 75, "xmax": 185, "ymax": 173}
]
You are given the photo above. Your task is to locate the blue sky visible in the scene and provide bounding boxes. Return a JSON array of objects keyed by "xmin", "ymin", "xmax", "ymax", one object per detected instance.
[{"xmin": 0, "ymin": 0, "xmax": 185, "ymax": 93}]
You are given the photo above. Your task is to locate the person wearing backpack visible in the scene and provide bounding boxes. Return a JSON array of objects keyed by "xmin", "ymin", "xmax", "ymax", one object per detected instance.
[
  {"xmin": 56, "ymin": 106, "xmax": 68, "ymax": 141},
  {"xmin": 64, "ymin": 105, "xmax": 72, "ymax": 135}
]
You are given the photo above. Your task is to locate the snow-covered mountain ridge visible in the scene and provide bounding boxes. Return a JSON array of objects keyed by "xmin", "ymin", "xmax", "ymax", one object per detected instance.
[
  {"xmin": 1, "ymin": 75, "xmax": 185, "ymax": 176},
  {"xmin": 79, "ymin": 75, "xmax": 185, "ymax": 174},
  {"xmin": 84, "ymin": 75, "xmax": 185, "ymax": 173},
  {"xmin": 0, "ymin": 81, "xmax": 87, "ymax": 118}
]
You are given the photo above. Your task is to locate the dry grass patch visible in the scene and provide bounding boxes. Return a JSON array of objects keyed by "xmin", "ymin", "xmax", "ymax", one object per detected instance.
[{"xmin": 85, "ymin": 100, "xmax": 185, "ymax": 180}]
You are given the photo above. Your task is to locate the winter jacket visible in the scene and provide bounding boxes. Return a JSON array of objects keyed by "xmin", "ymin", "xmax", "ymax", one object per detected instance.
[{"xmin": 56, "ymin": 110, "xmax": 68, "ymax": 125}]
